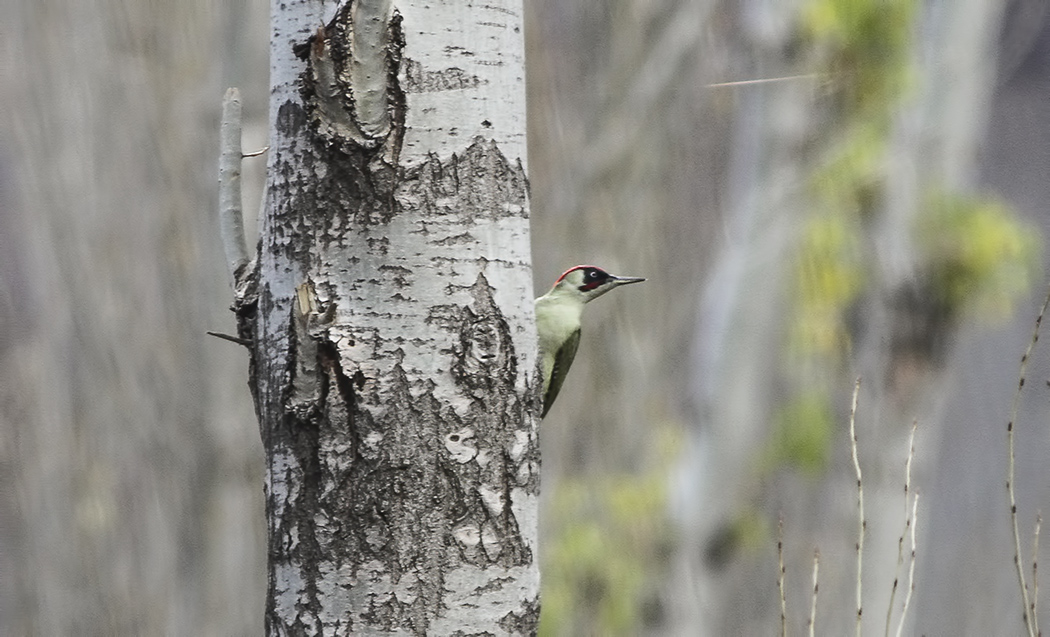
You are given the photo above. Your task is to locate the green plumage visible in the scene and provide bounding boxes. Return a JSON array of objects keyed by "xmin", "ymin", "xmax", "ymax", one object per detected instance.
[{"xmin": 542, "ymin": 327, "xmax": 580, "ymax": 417}]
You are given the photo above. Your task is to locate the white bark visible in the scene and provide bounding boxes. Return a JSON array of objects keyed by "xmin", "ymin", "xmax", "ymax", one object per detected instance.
[
  {"xmin": 249, "ymin": 0, "xmax": 539, "ymax": 633},
  {"xmin": 350, "ymin": 0, "xmax": 395, "ymax": 138}
]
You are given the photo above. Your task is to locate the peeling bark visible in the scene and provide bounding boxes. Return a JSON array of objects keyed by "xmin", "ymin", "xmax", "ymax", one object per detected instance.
[{"xmin": 239, "ymin": 0, "xmax": 538, "ymax": 634}]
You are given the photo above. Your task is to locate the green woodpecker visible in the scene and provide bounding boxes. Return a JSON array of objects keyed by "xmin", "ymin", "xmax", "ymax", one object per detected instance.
[{"xmin": 535, "ymin": 265, "xmax": 645, "ymax": 417}]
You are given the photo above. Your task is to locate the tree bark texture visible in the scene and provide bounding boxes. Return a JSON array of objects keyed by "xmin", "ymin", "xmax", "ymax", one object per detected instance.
[{"xmin": 240, "ymin": 0, "xmax": 539, "ymax": 634}]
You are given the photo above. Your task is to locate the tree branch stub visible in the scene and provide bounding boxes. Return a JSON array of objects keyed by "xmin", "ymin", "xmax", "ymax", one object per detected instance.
[{"xmin": 219, "ymin": 87, "xmax": 251, "ymax": 288}]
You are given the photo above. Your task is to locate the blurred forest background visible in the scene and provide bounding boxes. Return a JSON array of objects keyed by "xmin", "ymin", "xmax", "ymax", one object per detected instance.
[{"xmin": 3, "ymin": 0, "xmax": 1050, "ymax": 634}]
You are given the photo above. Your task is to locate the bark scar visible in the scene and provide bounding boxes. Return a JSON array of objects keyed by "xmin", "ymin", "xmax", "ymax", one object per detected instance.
[
  {"xmin": 296, "ymin": 1, "xmax": 406, "ymax": 167},
  {"xmin": 451, "ymin": 272, "xmax": 517, "ymax": 395}
]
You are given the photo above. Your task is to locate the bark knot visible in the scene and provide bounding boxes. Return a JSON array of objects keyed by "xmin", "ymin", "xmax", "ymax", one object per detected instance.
[{"xmin": 297, "ymin": 1, "xmax": 406, "ymax": 166}]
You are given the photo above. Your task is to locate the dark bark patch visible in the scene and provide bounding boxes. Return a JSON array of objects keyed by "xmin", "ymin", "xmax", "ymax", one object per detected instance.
[
  {"xmin": 426, "ymin": 304, "xmax": 468, "ymax": 331},
  {"xmin": 317, "ymin": 340, "xmax": 357, "ymax": 439},
  {"xmin": 433, "ymin": 232, "xmax": 476, "ymax": 246},
  {"xmin": 499, "ymin": 597, "xmax": 541, "ymax": 635},
  {"xmin": 451, "ymin": 273, "xmax": 518, "ymax": 394},
  {"xmin": 274, "ymin": 3, "xmax": 409, "ymax": 253},
  {"xmin": 367, "ymin": 235, "xmax": 391, "ymax": 255},
  {"xmin": 296, "ymin": 3, "xmax": 407, "ymax": 163},
  {"xmin": 398, "ymin": 137, "xmax": 529, "ymax": 223},
  {"xmin": 402, "ymin": 58, "xmax": 487, "ymax": 93},
  {"xmin": 271, "ymin": 103, "xmax": 401, "ymax": 256},
  {"xmin": 378, "ymin": 264, "xmax": 413, "ymax": 287},
  {"xmin": 474, "ymin": 576, "xmax": 515, "ymax": 593}
]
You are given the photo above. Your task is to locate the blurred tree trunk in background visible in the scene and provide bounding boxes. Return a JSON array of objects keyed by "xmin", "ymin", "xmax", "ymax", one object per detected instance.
[
  {"xmin": 915, "ymin": 2, "xmax": 1050, "ymax": 633},
  {"xmin": 669, "ymin": 3, "xmax": 817, "ymax": 633},
  {"xmin": 0, "ymin": 0, "xmax": 268, "ymax": 634},
  {"xmin": 250, "ymin": 0, "xmax": 538, "ymax": 632}
]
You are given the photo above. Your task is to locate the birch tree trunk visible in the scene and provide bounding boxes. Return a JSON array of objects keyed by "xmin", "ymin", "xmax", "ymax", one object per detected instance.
[{"xmin": 232, "ymin": 0, "xmax": 539, "ymax": 633}]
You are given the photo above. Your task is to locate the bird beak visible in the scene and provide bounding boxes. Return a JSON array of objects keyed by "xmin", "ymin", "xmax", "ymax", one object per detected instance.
[{"xmin": 609, "ymin": 275, "xmax": 646, "ymax": 286}]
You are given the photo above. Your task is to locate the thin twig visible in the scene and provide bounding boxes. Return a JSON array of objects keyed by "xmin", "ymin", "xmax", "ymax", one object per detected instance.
[
  {"xmin": 849, "ymin": 378, "xmax": 864, "ymax": 637},
  {"xmin": 206, "ymin": 330, "xmax": 251, "ymax": 347},
  {"xmin": 779, "ymin": 515, "xmax": 787, "ymax": 637},
  {"xmin": 808, "ymin": 550, "xmax": 820, "ymax": 637},
  {"xmin": 1034, "ymin": 513, "xmax": 1042, "ymax": 637},
  {"xmin": 886, "ymin": 538, "xmax": 903, "ymax": 637},
  {"xmin": 886, "ymin": 420, "xmax": 918, "ymax": 637},
  {"xmin": 1008, "ymin": 286, "xmax": 1050, "ymax": 637},
  {"xmin": 706, "ymin": 73, "xmax": 824, "ymax": 88},
  {"xmin": 895, "ymin": 493, "xmax": 920, "ymax": 637},
  {"xmin": 242, "ymin": 145, "xmax": 269, "ymax": 158}
]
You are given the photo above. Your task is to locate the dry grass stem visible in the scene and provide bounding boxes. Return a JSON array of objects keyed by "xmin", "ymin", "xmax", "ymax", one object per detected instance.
[
  {"xmin": 894, "ymin": 493, "xmax": 919, "ymax": 637},
  {"xmin": 808, "ymin": 550, "xmax": 820, "ymax": 637},
  {"xmin": 849, "ymin": 378, "xmax": 864, "ymax": 637},
  {"xmin": 1034, "ymin": 513, "xmax": 1042, "ymax": 637},
  {"xmin": 1008, "ymin": 287, "xmax": 1050, "ymax": 637},
  {"xmin": 885, "ymin": 420, "xmax": 917, "ymax": 637},
  {"xmin": 779, "ymin": 515, "xmax": 787, "ymax": 637}
]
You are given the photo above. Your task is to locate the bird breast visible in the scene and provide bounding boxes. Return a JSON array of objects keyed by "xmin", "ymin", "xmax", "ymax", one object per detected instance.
[{"xmin": 536, "ymin": 297, "xmax": 583, "ymax": 350}]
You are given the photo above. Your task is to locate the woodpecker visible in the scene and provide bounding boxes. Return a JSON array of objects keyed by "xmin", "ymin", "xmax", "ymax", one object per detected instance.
[{"xmin": 535, "ymin": 265, "xmax": 645, "ymax": 417}]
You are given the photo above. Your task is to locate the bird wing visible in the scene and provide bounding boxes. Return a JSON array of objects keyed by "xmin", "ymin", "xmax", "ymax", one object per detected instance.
[{"xmin": 542, "ymin": 327, "xmax": 581, "ymax": 417}]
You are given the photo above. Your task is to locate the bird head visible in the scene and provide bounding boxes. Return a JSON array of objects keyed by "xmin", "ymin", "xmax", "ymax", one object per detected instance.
[{"xmin": 549, "ymin": 265, "xmax": 646, "ymax": 303}]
